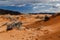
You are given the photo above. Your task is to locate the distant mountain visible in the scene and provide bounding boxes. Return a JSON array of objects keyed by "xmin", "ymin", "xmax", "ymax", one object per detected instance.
[
  {"xmin": 0, "ymin": 9, "xmax": 21, "ymax": 15},
  {"xmin": 28, "ymin": 13, "xmax": 55, "ymax": 15},
  {"xmin": 0, "ymin": 6, "xmax": 32, "ymax": 13},
  {"xmin": 0, "ymin": 2, "xmax": 59, "ymax": 13},
  {"xmin": 0, "ymin": 6, "xmax": 22, "ymax": 12}
]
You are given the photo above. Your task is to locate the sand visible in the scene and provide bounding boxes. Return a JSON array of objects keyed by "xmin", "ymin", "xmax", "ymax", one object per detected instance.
[{"xmin": 0, "ymin": 14, "xmax": 60, "ymax": 40}]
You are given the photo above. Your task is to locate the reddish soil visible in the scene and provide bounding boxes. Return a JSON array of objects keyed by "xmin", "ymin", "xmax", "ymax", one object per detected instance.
[{"xmin": 0, "ymin": 14, "xmax": 60, "ymax": 40}]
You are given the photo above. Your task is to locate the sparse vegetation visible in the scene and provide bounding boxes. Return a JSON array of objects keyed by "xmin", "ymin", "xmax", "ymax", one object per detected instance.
[
  {"xmin": 35, "ymin": 16, "xmax": 43, "ymax": 19},
  {"xmin": 7, "ymin": 22, "xmax": 22, "ymax": 31},
  {"xmin": 44, "ymin": 15, "xmax": 50, "ymax": 21},
  {"xmin": 0, "ymin": 13, "xmax": 60, "ymax": 40}
]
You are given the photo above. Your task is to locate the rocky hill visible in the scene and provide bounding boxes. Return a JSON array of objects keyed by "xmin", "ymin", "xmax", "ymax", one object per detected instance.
[{"xmin": 0, "ymin": 9, "xmax": 21, "ymax": 15}]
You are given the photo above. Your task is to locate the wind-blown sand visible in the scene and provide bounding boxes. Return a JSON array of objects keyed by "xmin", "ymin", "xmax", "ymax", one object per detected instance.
[{"xmin": 0, "ymin": 14, "xmax": 60, "ymax": 40}]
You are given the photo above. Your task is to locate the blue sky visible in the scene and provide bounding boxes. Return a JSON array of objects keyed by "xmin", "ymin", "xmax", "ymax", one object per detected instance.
[{"xmin": 0, "ymin": 0, "xmax": 60, "ymax": 13}]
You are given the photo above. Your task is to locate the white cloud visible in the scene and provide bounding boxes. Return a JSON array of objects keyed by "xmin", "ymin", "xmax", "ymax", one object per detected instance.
[
  {"xmin": 0, "ymin": 0, "xmax": 60, "ymax": 13},
  {"xmin": 17, "ymin": 4, "xmax": 26, "ymax": 7},
  {"xmin": 0, "ymin": 0, "xmax": 60, "ymax": 6},
  {"xmin": 31, "ymin": 2, "xmax": 60, "ymax": 13},
  {"xmin": 55, "ymin": 4, "xmax": 60, "ymax": 8}
]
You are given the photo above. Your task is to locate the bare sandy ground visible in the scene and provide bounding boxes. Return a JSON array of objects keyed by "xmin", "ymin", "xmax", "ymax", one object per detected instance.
[
  {"xmin": 0, "ymin": 14, "xmax": 60, "ymax": 40},
  {"xmin": 0, "ymin": 23, "xmax": 60, "ymax": 40}
]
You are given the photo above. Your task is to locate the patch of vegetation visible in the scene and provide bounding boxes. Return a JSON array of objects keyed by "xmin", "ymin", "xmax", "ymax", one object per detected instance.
[
  {"xmin": 44, "ymin": 15, "xmax": 50, "ymax": 21},
  {"xmin": 7, "ymin": 22, "xmax": 22, "ymax": 31},
  {"xmin": 35, "ymin": 16, "xmax": 44, "ymax": 19}
]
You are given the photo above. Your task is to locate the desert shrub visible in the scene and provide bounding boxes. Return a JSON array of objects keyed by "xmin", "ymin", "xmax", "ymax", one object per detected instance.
[
  {"xmin": 7, "ymin": 22, "xmax": 22, "ymax": 31},
  {"xmin": 7, "ymin": 24, "xmax": 13, "ymax": 31},
  {"xmin": 35, "ymin": 16, "xmax": 40, "ymax": 19},
  {"xmin": 52, "ymin": 13, "xmax": 60, "ymax": 18},
  {"xmin": 44, "ymin": 15, "xmax": 50, "ymax": 21},
  {"xmin": 13, "ymin": 22, "xmax": 22, "ymax": 29},
  {"xmin": 35, "ymin": 16, "xmax": 44, "ymax": 19},
  {"xmin": 16, "ymin": 17, "xmax": 19, "ymax": 19},
  {"xmin": 8, "ymin": 17, "xmax": 16, "ymax": 21}
]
